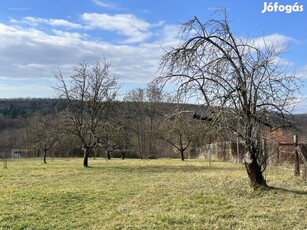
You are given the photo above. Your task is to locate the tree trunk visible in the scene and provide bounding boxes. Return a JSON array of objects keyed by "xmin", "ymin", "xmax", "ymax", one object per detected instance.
[
  {"xmin": 179, "ymin": 133, "xmax": 185, "ymax": 161},
  {"xmin": 43, "ymin": 149, "xmax": 47, "ymax": 164},
  {"xmin": 107, "ymin": 151, "xmax": 111, "ymax": 160},
  {"xmin": 245, "ymin": 155, "xmax": 268, "ymax": 190},
  {"xmin": 83, "ymin": 147, "xmax": 90, "ymax": 167},
  {"xmin": 243, "ymin": 123, "xmax": 268, "ymax": 190},
  {"xmin": 43, "ymin": 144, "xmax": 47, "ymax": 164},
  {"xmin": 180, "ymin": 149, "xmax": 185, "ymax": 161}
]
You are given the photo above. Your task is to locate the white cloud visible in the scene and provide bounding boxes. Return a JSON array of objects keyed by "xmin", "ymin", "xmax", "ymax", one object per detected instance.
[
  {"xmin": 91, "ymin": 0, "xmax": 125, "ymax": 10},
  {"xmin": 81, "ymin": 13, "xmax": 152, "ymax": 43},
  {"xmin": 297, "ymin": 65, "xmax": 307, "ymax": 79},
  {"xmin": 9, "ymin": 13, "xmax": 164, "ymax": 44},
  {"xmin": 0, "ymin": 21, "xmax": 172, "ymax": 98},
  {"xmin": 52, "ymin": 30, "xmax": 85, "ymax": 39},
  {"xmin": 3, "ymin": 12, "xmax": 300, "ymax": 101},
  {"xmin": 10, "ymin": 16, "xmax": 83, "ymax": 29},
  {"xmin": 158, "ymin": 24, "xmax": 180, "ymax": 46},
  {"xmin": 236, "ymin": 34, "xmax": 295, "ymax": 68},
  {"xmin": 292, "ymin": 95, "xmax": 307, "ymax": 114},
  {"xmin": 250, "ymin": 33, "xmax": 293, "ymax": 50}
]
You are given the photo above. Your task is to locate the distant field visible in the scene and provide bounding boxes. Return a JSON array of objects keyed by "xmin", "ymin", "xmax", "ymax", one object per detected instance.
[{"xmin": 0, "ymin": 158, "xmax": 306, "ymax": 229}]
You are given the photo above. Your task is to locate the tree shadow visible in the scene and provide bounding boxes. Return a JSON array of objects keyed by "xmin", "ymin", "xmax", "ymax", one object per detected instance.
[
  {"xmin": 95, "ymin": 164, "xmax": 243, "ymax": 174},
  {"xmin": 269, "ymin": 186, "xmax": 307, "ymax": 195}
]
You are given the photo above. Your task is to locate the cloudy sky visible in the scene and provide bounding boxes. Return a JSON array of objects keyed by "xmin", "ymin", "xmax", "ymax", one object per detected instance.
[{"xmin": 0, "ymin": 0, "xmax": 307, "ymax": 112}]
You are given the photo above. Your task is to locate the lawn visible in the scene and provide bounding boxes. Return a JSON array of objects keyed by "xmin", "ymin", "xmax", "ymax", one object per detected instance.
[{"xmin": 0, "ymin": 158, "xmax": 306, "ymax": 229}]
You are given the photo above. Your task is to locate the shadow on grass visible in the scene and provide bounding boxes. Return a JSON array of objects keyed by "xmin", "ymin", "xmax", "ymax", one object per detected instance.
[
  {"xmin": 269, "ymin": 186, "xmax": 307, "ymax": 195},
  {"xmin": 92, "ymin": 164, "xmax": 242, "ymax": 174}
]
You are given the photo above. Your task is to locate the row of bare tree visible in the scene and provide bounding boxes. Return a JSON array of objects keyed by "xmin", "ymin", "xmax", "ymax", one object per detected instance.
[
  {"xmin": 50, "ymin": 60, "xmax": 223, "ymax": 166},
  {"xmin": 0, "ymin": 63, "xmax": 214, "ymax": 167}
]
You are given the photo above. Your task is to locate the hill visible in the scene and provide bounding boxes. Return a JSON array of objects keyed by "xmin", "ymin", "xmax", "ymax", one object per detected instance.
[{"xmin": 0, "ymin": 98, "xmax": 307, "ymax": 133}]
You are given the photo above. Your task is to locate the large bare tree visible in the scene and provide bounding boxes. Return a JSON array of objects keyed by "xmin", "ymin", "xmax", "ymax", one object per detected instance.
[
  {"xmin": 54, "ymin": 60, "xmax": 118, "ymax": 167},
  {"xmin": 157, "ymin": 11, "xmax": 300, "ymax": 189}
]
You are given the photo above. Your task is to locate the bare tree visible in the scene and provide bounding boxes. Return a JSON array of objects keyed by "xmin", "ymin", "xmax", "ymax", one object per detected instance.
[
  {"xmin": 0, "ymin": 128, "xmax": 19, "ymax": 168},
  {"xmin": 29, "ymin": 115, "xmax": 61, "ymax": 163},
  {"xmin": 157, "ymin": 10, "xmax": 300, "ymax": 189},
  {"xmin": 108, "ymin": 104, "xmax": 132, "ymax": 159},
  {"xmin": 54, "ymin": 60, "xmax": 118, "ymax": 167},
  {"xmin": 124, "ymin": 83, "xmax": 170, "ymax": 159},
  {"xmin": 124, "ymin": 88, "xmax": 147, "ymax": 159},
  {"xmin": 97, "ymin": 121, "xmax": 118, "ymax": 160},
  {"xmin": 161, "ymin": 109, "xmax": 196, "ymax": 161}
]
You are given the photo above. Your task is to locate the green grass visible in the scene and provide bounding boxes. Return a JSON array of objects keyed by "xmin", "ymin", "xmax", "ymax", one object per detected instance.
[{"xmin": 0, "ymin": 158, "xmax": 306, "ymax": 229}]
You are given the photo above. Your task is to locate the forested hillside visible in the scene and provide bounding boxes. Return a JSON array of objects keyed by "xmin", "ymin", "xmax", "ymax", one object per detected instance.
[{"xmin": 0, "ymin": 98, "xmax": 64, "ymax": 119}]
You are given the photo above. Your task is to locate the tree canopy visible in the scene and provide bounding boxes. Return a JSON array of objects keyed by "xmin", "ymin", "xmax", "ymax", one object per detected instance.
[{"xmin": 157, "ymin": 10, "xmax": 301, "ymax": 189}]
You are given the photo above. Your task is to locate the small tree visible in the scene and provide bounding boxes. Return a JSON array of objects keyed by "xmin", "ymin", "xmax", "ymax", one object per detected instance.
[
  {"xmin": 161, "ymin": 108, "xmax": 201, "ymax": 161},
  {"xmin": 157, "ymin": 10, "xmax": 300, "ymax": 189},
  {"xmin": 54, "ymin": 60, "xmax": 118, "ymax": 167},
  {"xmin": 109, "ymin": 106, "xmax": 132, "ymax": 160},
  {"xmin": 29, "ymin": 115, "xmax": 60, "ymax": 163}
]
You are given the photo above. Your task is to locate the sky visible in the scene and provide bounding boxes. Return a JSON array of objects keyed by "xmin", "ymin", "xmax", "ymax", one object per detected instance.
[{"xmin": 0, "ymin": 0, "xmax": 306, "ymax": 113}]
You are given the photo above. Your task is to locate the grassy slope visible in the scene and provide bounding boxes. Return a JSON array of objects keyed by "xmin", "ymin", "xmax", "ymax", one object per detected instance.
[{"xmin": 0, "ymin": 158, "xmax": 306, "ymax": 230}]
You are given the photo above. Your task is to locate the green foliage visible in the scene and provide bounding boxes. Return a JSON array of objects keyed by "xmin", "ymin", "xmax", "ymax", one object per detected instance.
[{"xmin": 0, "ymin": 159, "xmax": 306, "ymax": 229}]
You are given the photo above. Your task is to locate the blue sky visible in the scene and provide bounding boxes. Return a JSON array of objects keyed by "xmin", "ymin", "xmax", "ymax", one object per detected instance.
[{"xmin": 0, "ymin": 0, "xmax": 306, "ymax": 112}]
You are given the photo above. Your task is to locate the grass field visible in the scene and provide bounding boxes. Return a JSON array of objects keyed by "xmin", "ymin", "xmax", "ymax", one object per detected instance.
[{"xmin": 0, "ymin": 158, "xmax": 306, "ymax": 230}]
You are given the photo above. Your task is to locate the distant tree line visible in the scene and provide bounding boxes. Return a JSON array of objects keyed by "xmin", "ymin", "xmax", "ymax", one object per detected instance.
[{"xmin": 0, "ymin": 79, "xmax": 213, "ymax": 165}]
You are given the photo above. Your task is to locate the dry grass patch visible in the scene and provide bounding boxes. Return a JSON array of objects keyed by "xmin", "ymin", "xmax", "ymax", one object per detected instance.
[{"xmin": 0, "ymin": 158, "xmax": 306, "ymax": 229}]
